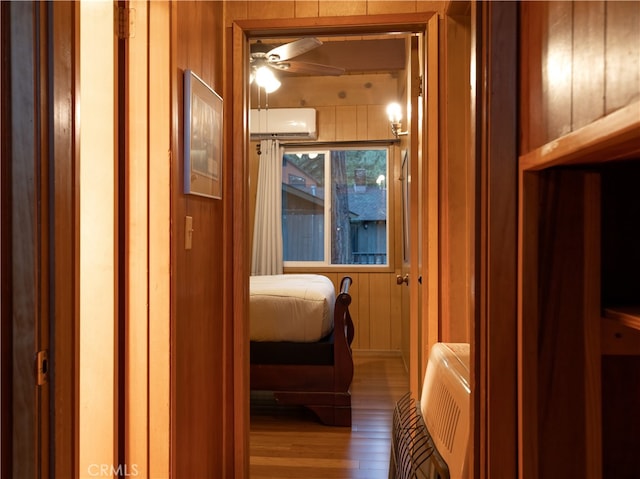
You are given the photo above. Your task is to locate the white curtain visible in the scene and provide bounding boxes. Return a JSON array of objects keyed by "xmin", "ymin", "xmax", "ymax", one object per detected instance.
[{"xmin": 251, "ymin": 139, "xmax": 284, "ymax": 275}]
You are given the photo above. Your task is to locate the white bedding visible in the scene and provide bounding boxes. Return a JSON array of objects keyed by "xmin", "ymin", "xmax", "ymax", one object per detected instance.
[{"xmin": 250, "ymin": 274, "xmax": 335, "ymax": 342}]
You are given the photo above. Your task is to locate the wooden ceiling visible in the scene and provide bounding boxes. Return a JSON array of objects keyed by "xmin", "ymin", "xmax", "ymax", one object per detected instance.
[
  {"xmin": 250, "ymin": 35, "xmax": 408, "ymax": 109},
  {"xmin": 280, "ymin": 37, "xmax": 406, "ymax": 75}
]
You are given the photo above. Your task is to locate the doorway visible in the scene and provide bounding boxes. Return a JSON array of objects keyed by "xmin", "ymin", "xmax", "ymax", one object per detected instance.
[{"xmin": 232, "ymin": 15, "xmax": 440, "ymax": 470}]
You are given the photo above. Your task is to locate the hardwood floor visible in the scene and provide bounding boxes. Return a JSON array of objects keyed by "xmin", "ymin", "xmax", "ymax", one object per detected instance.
[{"xmin": 250, "ymin": 352, "xmax": 409, "ymax": 479}]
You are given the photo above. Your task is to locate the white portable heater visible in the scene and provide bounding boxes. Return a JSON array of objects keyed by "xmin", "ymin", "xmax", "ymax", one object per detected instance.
[
  {"xmin": 420, "ymin": 343, "xmax": 471, "ymax": 479},
  {"xmin": 389, "ymin": 343, "xmax": 470, "ymax": 479}
]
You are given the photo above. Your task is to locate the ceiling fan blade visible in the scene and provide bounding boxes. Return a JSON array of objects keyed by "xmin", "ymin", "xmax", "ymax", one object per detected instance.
[
  {"xmin": 266, "ymin": 37, "xmax": 322, "ymax": 62},
  {"xmin": 273, "ymin": 60, "xmax": 345, "ymax": 76}
]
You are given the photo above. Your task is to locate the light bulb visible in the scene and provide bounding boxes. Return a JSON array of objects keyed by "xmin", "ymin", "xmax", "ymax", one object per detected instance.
[
  {"xmin": 386, "ymin": 102, "xmax": 402, "ymax": 123},
  {"xmin": 255, "ymin": 66, "xmax": 281, "ymax": 93}
]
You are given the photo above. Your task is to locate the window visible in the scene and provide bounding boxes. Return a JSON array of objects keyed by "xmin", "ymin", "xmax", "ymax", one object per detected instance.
[{"xmin": 282, "ymin": 147, "xmax": 389, "ymax": 266}]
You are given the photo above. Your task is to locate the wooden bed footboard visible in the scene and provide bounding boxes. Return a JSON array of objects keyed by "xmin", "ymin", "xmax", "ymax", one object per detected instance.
[{"xmin": 250, "ymin": 276, "xmax": 355, "ymax": 426}]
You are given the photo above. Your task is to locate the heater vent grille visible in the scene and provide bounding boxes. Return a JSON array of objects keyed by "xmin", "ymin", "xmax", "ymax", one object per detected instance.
[{"xmin": 425, "ymin": 382, "xmax": 460, "ymax": 453}]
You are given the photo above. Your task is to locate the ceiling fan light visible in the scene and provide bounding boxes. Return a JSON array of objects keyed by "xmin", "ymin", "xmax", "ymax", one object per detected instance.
[
  {"xmin": 263, "ymin": 77, "xmax": 281, "ymax": 93},
  {"xmin": 255, "ymin": 66, "xmax": 281, "ymax": 93}
]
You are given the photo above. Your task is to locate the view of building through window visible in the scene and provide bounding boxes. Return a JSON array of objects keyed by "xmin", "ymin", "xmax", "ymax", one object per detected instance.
[{"xmin": 282, "ymin": 148, "xmax": 388, "ymax": 266}]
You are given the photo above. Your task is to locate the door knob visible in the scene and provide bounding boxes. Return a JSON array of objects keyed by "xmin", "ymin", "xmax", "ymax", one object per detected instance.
[{"xmin": 396, "ymin": 274, "xmax": 409, "ymax": 285}]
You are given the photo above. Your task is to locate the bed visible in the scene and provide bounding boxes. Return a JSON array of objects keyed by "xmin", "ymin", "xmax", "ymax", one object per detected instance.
[{"xmin": 249, "ymin": 274, "xmax": 355, "ymax": 426}]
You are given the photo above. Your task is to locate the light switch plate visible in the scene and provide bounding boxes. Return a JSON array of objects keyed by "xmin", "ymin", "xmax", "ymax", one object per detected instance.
[{"xmin": 185, "ymin": 216, "xmax": 193, "ymax": 250}]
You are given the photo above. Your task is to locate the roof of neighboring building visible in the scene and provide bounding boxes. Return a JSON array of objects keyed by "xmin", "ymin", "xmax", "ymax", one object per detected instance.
[{"xmin": 283, "ymin": 184, "xmax": 386, "ymax": 221}]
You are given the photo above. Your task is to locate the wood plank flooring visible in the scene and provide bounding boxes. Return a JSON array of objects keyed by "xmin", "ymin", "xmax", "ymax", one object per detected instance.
[{"xmin": 250, "ymin": 352, "xmax": 409, "ymax": 479}]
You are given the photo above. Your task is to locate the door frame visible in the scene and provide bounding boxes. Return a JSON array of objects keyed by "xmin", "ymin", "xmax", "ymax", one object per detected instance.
[{"xmin": 230, "ymin": 12, "xmax": 438, "ymax": 474}]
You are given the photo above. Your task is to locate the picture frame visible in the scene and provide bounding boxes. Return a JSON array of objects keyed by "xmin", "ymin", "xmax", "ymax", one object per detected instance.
[{"xmin": 184, "ymin": 69, "xmax": 223, "ymax": 199}]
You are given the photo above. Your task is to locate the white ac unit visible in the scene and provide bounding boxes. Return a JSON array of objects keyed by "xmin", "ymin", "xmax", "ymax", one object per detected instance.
[{"xmin": 250, "ymin": 108, "xmax": 317, "ymax": 140}]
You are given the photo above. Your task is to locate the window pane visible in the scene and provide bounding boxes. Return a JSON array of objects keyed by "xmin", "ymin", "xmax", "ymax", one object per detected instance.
[
  {"xmin": 282, "ymin": 153, "xmax": 325, "ymax": 261},
  {"xmin": 282, "ymin": 148, "xmax": 388, "ymax": 266},
  {"xmin": 331, "ymin": 149, "xmax": 387, "ymax": 265}
]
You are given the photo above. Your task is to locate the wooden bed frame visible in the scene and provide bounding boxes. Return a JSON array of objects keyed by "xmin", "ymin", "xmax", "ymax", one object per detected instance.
[{"xmin": 250, "ymin": 276, "xmax": 355, "ymax": 426}]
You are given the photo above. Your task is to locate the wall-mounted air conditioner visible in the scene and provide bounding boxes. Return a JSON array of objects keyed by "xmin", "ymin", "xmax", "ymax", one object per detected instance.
[{"xmin": 250, "ymin": 108, "xmax": 317, "ymax": 140}]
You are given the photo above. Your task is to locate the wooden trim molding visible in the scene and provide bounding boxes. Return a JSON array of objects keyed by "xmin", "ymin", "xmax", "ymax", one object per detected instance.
[
  {"xmin": 235, "ymin": 13, "xmax": 435, "ymax": 38},
  {"xmin": 475, "ymin": 2, "xmax": 519, "ymax": 478},
  {"xmin": 520, "ymin": 101, "xmax": 640, "ymax": 171}
]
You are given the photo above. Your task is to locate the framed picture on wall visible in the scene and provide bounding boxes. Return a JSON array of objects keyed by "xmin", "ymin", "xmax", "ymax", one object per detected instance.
[{"xmin": 184, "ymin": 69, "xmax": 223, "ymax": 199}]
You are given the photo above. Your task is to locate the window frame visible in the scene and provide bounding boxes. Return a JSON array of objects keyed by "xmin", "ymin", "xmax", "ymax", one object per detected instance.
[{"xmin": 281, "ymin": 145, "xmax": 394, "ymax": 271}]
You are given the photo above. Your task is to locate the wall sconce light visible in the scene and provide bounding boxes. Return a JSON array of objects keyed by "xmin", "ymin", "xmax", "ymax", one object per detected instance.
[{"xmin": 386, "ymin": 102, "xmax": 408, "ymax": 138}]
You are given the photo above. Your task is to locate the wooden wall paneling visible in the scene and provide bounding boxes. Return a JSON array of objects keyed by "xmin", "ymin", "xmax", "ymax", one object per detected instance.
[
  {"xmin": 295, "ymin": 1, "xmax": 319, "ymax": 19},
  {"xmin": 518, "ymin": 170, "xmax": 540, "ymax": 479},
  {"xmin": 478, "ymin": 2, "xmax": 518, "ymax": 478},
  {"xmin": 604, "ymin": 1, "xmax": 640, "ymax": 115},
  {"xmin": 316, "ymin": 105, "xmax": 336, "ymax": 141},
  {"xmin": 445, "ymin": 0, "xmax": 470, "ymax": 17},
  {"xmin": 356, "ymin": 272, "xmax": 371, "ymax": 349},
  {"xmin": 367, "ymin": 1, "xmax": 417, "ymax": 15},
  {"xmin": 521, "ymin": 1, "xmax": 639, "ymax": 154},
  {"xmin": 247, "ymin": 1, "xmax": 295, "ymax": 20},
  {"xmin": 519, "ymin": 1, "xmax": 546, "ymax": 154},
  {"xmin": 416, "ymin": 1, "xmax": 446, "ymax": 16},
  {"xmin": 534, "ymin": 171, "xmax": 590, "ymax": 479},
  {"xmin": 572, "ymin": 1, "xmax": 605, "ymax": 131},
  {"xmin": 172, "ymin": 2, "xmax": 226, "ymax": 477},
  {"xmin": 389, "ymin": 272, "xmax": 402, "ymax": 350},
  {"xmin": 335, "ymin": 105, "xmax": 357, "ymax": 140},
  {"xmin": 366, "ymin": 104, "xmax": 388, "ymax": 139},
  {"xmin": 582, "ymin": 172, "xmax": 602, "ymax": 479},
  {"xmin": 369, "ymin": 273, "xmax": 392, "ymax": 349},
  {"xmin": 318, "ymin": 1, "xmax": 367, "ymax": 17},
  {"xmin": 356, "ymin": 105, "xmax": 368, "ymax": 140},
  {"xmin": 545, "ymin": 1, "xmax": 573, "ymax": 141},
  {"xmin": 224, "ymin": 2, "xmax": 247, "ymax": 26},
  {"xmin": 324, "ymin": 272, "xmax": 339, "ymax": 289}
]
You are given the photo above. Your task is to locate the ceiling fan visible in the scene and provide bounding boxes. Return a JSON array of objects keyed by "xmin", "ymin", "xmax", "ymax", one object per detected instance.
[{"xmin": 250, "ymin": 37, "xmax": 345, "ymax": 92}]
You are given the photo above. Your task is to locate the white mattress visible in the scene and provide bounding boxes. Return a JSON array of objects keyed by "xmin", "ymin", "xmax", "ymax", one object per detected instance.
[{"xmin": 249, "ymin": 274, "xmax": 335, "ymax": 342}]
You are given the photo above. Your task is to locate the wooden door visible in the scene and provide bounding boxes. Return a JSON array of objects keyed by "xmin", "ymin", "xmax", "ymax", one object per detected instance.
[
  {"xmin": 420, "ymin": 13, "xmax": 440, "ymax": 388},
  {"xmin": 0, "ymin": 2, "xmax": 80, "ymax": 477},
  {"xmin": 1, "ymin": 3, "xmax": 51, "ymax": 477},
  {"xmin": 406, "ymin": 34, "xmax": 422, "ymax": 398},
  {"xmin": 406, "ymin": 14, "xmax": 439, "ymax": 399}
]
